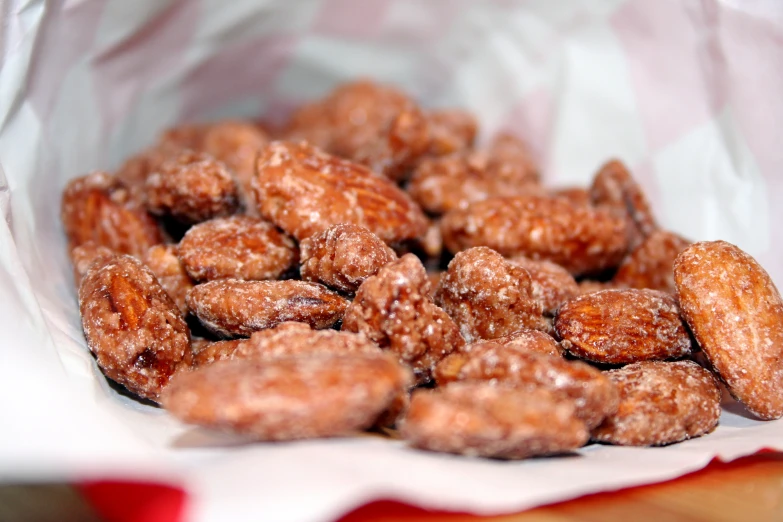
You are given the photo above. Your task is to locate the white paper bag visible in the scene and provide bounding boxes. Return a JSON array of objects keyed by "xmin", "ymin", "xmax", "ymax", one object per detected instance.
[{"xmin": 1, "ymin": 1, "xmax": 781, "ymax": 521}]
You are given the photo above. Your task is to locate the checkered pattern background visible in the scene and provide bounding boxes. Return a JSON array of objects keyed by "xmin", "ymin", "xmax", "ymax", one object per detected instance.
[{"xmin": 1, "ymin": 1, "xmax": 782, "ymax": 520}]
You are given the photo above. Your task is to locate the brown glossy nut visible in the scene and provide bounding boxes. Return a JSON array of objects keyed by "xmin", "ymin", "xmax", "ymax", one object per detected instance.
[
  {"xmin": 613, "ymin": 229, "xmax": 691, "ymax": 293},
  {"xmin": 162, "ymin": 352, "xmax": 413, "ymax": 441},
  {"xmin": 441, "ymin": 195, "xmax": 630, "ymax": 276},
  {"xmin": 592, "ymin": 360, "xmax": 721, "ymax": 446},
  {"xmin": 192, "ymin": 339, "xmax": 245, "ymax": 367},
  {"xmin": 186, "ymin": 279, "xmax": 349, "ymax": 337},
  {"xmin": 178, "ymin": 216, "xmax": 297, "ymax": 281},
  {"xmin": 202, "ymin": 120, "xmax": 269, "ymax": 211},
  {"xmin": 434, "ymin": 247, "xmax": 547, "ymax": 343},
  {"xmin": 61, "ymin": 171, "xmax": 163, "ymax": 257},
  {"xmin": 342, "ymin": 254, "xmax": 465, "ymax": 384},
  {"xmin": 590, "ymin": 159, "xmax": 657, "ymax": 249},
  {"xmin": 116, "ymin": 124, "xmax": 209, "ymax": 196},
  {"xmin": 550, "ymin": 187, "xmax": 591, "ymax": 207},
  {"xmin": 509, "ymin": 256, "xmax": 579, "ymax": 315},
  {"xmin": 142, "ymin": 244, "xmax": 194, "ymax": 316},
  {"xmin": 407, "ymin": 146, "xmax": 544, "ymax": 216},
  {"xmin": 79, "ymin": 255, "xmax": 191, "ymax": 402},
  {"xmin": 555, "ymin": 289, "xmax": 691, "ymax": 364},
  {"xmin": 234, "ymin": 321, "xmax": 381, "ymax": 360},
  {"xmin": 145, "ymin": 151, "xmax": 239, "ymax": 224},
  {"xmin": 353, "ymin": 107, "xmax": 431, "ymax": 181},
  {"xmin": 424, "ymin": 108, "xmax": 478, "ymax": 156},
  {"xmin": 253, "ymin": 141, "xmax": 428, "ymax": 243},
  {"xmin": 70, "ymin": 242, "xmax": 115, "ymax": 286},
  {"xmin": 300, "ymin": 224, "xmax": 397, "ymax": 294},
  {"xmin": 434, "ymin": 347, "xmax": 617, "ymax": 429},
  {"xmin": 287, "ymin": 80, "xmax": 418, "ymax": 159},
  {"xmin": 401, "ymin": 383, "xmax": 588, "ymax": 459},
  {"xmin": 674, "ymin": 240, "xmax": 783, "ymax": 420},
  {"xmin": 484, "ymin": 133, "xmax": 539, "ymax": 185}
]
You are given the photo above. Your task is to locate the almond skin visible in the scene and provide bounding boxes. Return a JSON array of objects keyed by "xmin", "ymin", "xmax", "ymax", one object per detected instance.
[
  {"xmin": 555, "ymin": 288, "xmax": 691, "ymax": 364},
  {"xmin": 674, "ymin": 240, "xmax": 783, "ymax": 420}
]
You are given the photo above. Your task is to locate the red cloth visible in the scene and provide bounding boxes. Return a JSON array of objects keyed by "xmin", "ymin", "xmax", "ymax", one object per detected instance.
[{"xmin": 76, "ymin": 450, "xmax": 778, "ymax": 522}]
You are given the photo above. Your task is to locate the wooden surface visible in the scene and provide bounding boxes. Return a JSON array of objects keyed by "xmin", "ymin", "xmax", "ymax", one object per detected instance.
[{"xmin": 1, "ymin": 453, "xmax": 782, "ymax": 522}]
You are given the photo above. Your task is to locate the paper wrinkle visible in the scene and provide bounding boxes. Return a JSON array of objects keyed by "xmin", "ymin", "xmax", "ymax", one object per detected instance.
[{"xmin": 1, "ymin": 0, "xmax": 782, "ymax": 520}]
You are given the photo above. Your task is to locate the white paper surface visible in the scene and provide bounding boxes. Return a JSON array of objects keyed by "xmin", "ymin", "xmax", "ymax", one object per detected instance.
[{"xmin": 1, "ymin": 1, "xmax": 782, "ymax": 521}]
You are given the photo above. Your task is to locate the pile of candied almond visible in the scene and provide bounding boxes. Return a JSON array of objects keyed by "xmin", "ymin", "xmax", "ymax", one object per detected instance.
[{"xmin": 62, "ymin": 80, "xmax": 783, "ymax": 459}]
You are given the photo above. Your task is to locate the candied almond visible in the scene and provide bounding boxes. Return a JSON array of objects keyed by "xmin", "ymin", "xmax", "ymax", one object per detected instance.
[
  {"xmin": 178, "ymin": 216, "xmax": 297, "ymax": 282},
  {"xmin": 434, "ymin": 346, "xmax": 618, "ymax": 429},
  {"xmin": 142, "ymin": 244, "xmax": 194, "ymax": 316},
  {"xmin": 613, "ymin": 229, "xmax": 691, "ymax": 293},
  {"xmin": 440, "ymin": 195, "xmax": 630, "ymax": 276},
  {"xmin": 590, "ymin": 159, "xmax": 657, "ymax": 249},
  {"xmin": 253, "ymin": 141, "xmax": 428, "ymax": 243},
  {"xmin": 509, "ymin": 256, "xmax": 579, "ymax": 315},
  {"xmin": 555, "ymin": 289, "xmax": 691, "ymax": 364},
  {"xmin": 342, "ymin": 254, "xmax": 465, "ymax": 384},
  {"xmin": 434, "ymin": 247, "xmax": 547, "ymax": 343},
  {"xmin": 162, "ymin": 353, "xmax": 412, "ymax": 441},
  {"xmin": 234, "ymin": 322, "xmax": 381, "ymax": 360},
  {"xmin": 70, "ymin": 242, "xmax": 115, "ymax": 286},
  {"xmin": 79, "ymin": 255, "xmax": 191, "ymax": 402},
  {"xmin": 61, "ymin": 171, "xmax": 163, "ymax": 257},
  {"xmin": 202, "ymin": 120, "xmax": 269, "ymax": 211},
  {"xmin": 300, "ymin": 224, "xmax": 397, "ymax": 294},
  {"xmin": 145, "ymin": 151, "xmax": 239, "ymax": 224},
  {"xmin": 186, "ymin": 279, "xmax": 349, "ymax": 337},
  {"xmin": 674, "ymin": 240, "xmax": 783, "ymax": 420},
  {"xmin": 192, "ymin": 339, "xmax": 245, "ymax": 367},
  {"xmin": 592, "ymin": 360, "xmax": 721, "ymax": 446},
  {"xmin": 401, "ymin": 383, "xmax": 588, "ymax": 459},
  {"xmin": 424, "ymin": 108, "xmax": 478, "ymax": 156}
]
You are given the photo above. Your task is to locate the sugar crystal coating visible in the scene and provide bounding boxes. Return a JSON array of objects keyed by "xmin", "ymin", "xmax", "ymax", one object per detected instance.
[
  {"xmin": 186, "ymin": 279, "xmax": 349, "ymax": 337},
  {"xmin": 592, "ymin": 360, "xmax": 721, "ymax": 446},
  {"xmin": 300, "ymin": 223, "xmax": 397, "ymax": 294},
  {"xmin": 79, "ymin": 255, "xmax": 191, "ymax": 402},
  {"xmin": 253, "ymin": 141, "xmax": 428, "ymax": 243},
  {"xmin": 342, "ymin": 254, "xmax": 465, "ymax": 384},
  {"xmin": 441, "ymin": 195, "xmax": 630, "ymax": 276},
  {"xmin": 435, "ymin": 247, "xmax": 547, "ymax": 343},
  {"xmin": 674, "ymin": 240, "xmax": 783, "ymax": 420},
  {"xmin": 162, "ymin": 353, "xmax": 412, "ymax": 441},
  {"xmin": 401, "ymin": 383, "xmax": 588, "ymax": 459},
  {"xmin": 178, "ymin": 215, "xmax": 297, "ymax": 281}
]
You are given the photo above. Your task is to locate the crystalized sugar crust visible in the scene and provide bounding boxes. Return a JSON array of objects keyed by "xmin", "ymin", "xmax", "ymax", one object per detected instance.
[
  {"xmin": 435, "ymin": 247, "xmax": 547, "ymax": 343},
  {"xmin": 145, "ymin": 150, "xmax": 239, "ymax": 224},
  {"xmin": 178, "ymin": 216, "xmax": 297, "ymax": 282},
  {"xmin": 162, "ymin": 353, "xmax": 412, "ymax": 441},
  {"xmin": 508, "ymin": 256, "xmax": 580, "ymax": 315},
  {"xmin": 61, "ymin": 171, "xmax": 163, "ymax": 258},
  {"xmin": 143, "ymin": 244, "xmax": 194, "ymax": 316},
  {"xmin": 674, "ymin": 240, "xmax": 783, "ymax": 420},
  {"xmin": 253, "ymin": 141, "xmax": 428, "ymax": 243},
  {"xmin": 555, "ymin": 288, "xmax": 691, "ymax": 364},
  {"xmin": 401, "ymin": 383, "xmax": 588, "ymax": 459},
  {"xmin": 434, "ymin": 346, "xmax": 618, "ymax": 429},
  {"xmin": 440, "ymin": 195, "xmax": 630, "ymax": 276},
  {"xmin": 592, "ymin": 360, "xmax": 721, "ymax": 446},
  {"xmin": 234, "ymin": 321, "xmax": 382, "ymax": 360},
  {"xmin": 299, "ymin": 223, "xmax": 397, "ymax": 294},
  {"xmin": 79, "ymin": 255, "xmax": 191, "ymax": 402},
  {"xmin": 342, "ymin": 254, "xmax": 465, "ymax": 384},
  {"xmin": 613, "ymin": 229, "xmax": 691, "ymax": 293},
  {"xmin": 186, "ymin": 279, "xmax": 349, "ymax": 337}
]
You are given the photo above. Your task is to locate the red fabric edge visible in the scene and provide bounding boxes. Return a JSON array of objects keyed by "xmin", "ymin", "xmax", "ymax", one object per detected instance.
[{"xmin": 76, "ymin": 448, "xmax": 779, "ymax": 522}]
